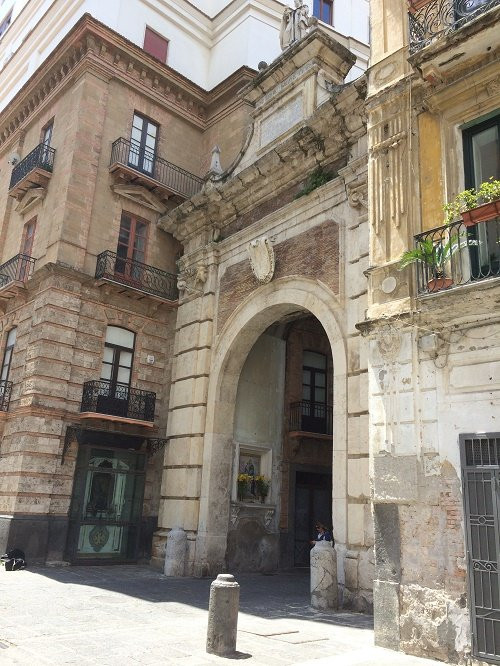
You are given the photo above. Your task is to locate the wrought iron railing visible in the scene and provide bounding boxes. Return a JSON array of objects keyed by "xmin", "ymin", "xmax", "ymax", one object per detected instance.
[
  {"xmin": 80, "ymin": 380, "xmax": 156, "ymax": 422},
  {"xmin": 0, "ymin": 380, "xmax": 13, "ymax": 412},
  {"xmin": 0, "ymin": 254, "xmax": 36, "ymax": 288},
  {"xmin": 9, "ymin": 143, "xmax": 56, "ymax": 190},
  {"xmin": 413, "ymin": 216, "xmax": 500, "ymax": 294},
  {"xmin": 95, "ymin": 250, "xmax": 178, "ymax": 301},
  {"xmin": 408, "ymin": 0, "xmax": 499, "ymax": 52},
  {"xmin": 289, "ymin": 400, "xmax": 333, "ymax": 435},
  {"xmin": 110, "ymin": 137, "xmax": 204, "ymax": 199}
]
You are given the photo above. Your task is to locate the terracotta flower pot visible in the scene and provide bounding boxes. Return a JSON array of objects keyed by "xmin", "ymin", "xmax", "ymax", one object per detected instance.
[
  {"xmin": 408, "ymin": 0, "xmax": 433, "ymax": 14},
  {"xmin": 461, "ymin": 200, "xmax": 500, "ymax": 227},
  {"xmin": 427, "ymin": 276, "xmax": 453, "ymax": 292}
]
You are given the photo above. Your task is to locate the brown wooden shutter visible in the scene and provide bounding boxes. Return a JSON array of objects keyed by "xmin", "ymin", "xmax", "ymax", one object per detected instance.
[{"xmin": 143, "ymin": 27, "xmax": 168, "ymax": 63}]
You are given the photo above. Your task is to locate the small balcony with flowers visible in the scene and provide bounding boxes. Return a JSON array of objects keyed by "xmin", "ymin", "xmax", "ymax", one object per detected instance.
[
  {"xmin": 407, "ymin": 0, "xmax": 500, "ymax": 79},
  {"xmin": 401, "ymin": 179, "xmax": 500, "ymax": 296}
]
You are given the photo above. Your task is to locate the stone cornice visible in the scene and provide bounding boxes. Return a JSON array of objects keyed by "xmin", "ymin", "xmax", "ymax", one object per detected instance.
[
  {"xmin": 0, "ymin": 13, "xmax": 258, "ymax": 150},
  {"xmin": 159, "ymin": 75, "xmax": 367, "ymax": 243}
]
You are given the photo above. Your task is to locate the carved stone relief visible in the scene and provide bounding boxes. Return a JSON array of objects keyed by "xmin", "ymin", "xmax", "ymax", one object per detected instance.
[{"xmin": 247, "ymin": 236, "xmax": 275, "ymax": 284}]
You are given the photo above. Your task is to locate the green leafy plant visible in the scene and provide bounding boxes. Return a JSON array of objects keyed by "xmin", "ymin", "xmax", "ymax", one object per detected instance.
[
  {"xmin": 443, "ymin": 178, "xmax": 500, "ymax": 224},
  {"xmin": 237, "ymin": 473, "xmax": 251, "ymax": 500},
  {"xmin": 295, "ymin": 167, "xmax": 336, "ymax": 199},
  {"xmin": 399, "ymin": 235, "xmax": 473, "ymax": 275},
  {"xmin": 255, "ymin": 475, "xmax": 270, "ymax": 501}
]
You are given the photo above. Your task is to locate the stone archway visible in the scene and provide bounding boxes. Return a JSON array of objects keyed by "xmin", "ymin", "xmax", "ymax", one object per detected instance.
[{"xmin": 194, "ymin": 276, "xmax": 348, "ymax": 577}]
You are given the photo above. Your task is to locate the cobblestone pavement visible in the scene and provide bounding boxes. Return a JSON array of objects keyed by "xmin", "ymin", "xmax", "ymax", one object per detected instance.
[{"xmin": 0, "ymin": 565, "xmax": 443, "ymax": 665}]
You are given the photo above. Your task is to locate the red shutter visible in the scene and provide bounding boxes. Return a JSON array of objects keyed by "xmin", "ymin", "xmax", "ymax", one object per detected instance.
[{"xmin": 144, "ymin": 27, "xmax": 169, "ymax": 63}]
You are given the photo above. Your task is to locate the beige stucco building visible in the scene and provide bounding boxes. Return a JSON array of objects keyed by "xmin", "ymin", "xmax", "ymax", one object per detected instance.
[{"xmin": 366, "ymin": 0, "xmax": 500, "ymax": 662}]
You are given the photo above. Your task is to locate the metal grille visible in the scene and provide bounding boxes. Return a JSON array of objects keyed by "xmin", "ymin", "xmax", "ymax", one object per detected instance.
[
  {"xmin": 9, "ymin": 143, "xmax": 56, "ymax": 190},
  {"xmin": 95, "ymin": 250, "xmax": 178, "ymax": 301},
  {"xmin": 0, "ymin": 380, "xmax": 12, "ymax": 412},
  {"xmin": 110, "ymin": 137, "xmax": 204, "ymax": 199},
  {"xmin": 289, "ymin": 400, "xmax": 333, "ymax": 435},
  {"xmin": 462, "ymin": 434, "xmax": 500, "ymax": 662},
  {"xmin": 413, "ymin": 218, "xmax": 500, "ymax": 295},
  {"xmin": 0, "ymin": 254, "xmax": 36, "ymax": 288},
  {"xmin": 408, "ymin": 0, "xmax": 500, "ymax": 53},
  {"xmin": 80, "ymin": 380, "xmax": 156, "ymax": 422},
  {"xmin": 465, "ymin": 437, "xmax": 500, "ymax": 467}
]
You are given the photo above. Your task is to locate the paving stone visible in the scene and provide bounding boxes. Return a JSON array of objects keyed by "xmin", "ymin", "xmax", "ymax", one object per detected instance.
[{"xmin": 0, "ymin": 565, "xmax": 444, "ymax": 665}]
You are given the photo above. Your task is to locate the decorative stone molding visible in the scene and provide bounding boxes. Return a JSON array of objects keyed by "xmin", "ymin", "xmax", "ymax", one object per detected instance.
[
  {"xmin": 15, "ymin": 187, "xmax": 46, "ymax": 216},
  {"xmin": 247, "ymin": 236, "xmax": 275, "ymax": 284},
  {"xmin": 177, "ymin": 263, "xmax": 208, "ymax": 297},
  {"xmin": 376, "ymin": 325, "xmax": 402, "ymax": 361},
  {"xmin": 111, "ymin": 184, "xmax": 167, "ymax": 213},
  {"xmin": 230, "ymin": 504, "xmax": 240, "ymax": 526},
  {"xmin": 346, "ymin": 180, "xmax": 368, "ymax": 209},
  {"xmin": 264, "ymin": 509, "xmax": 275, "ymax": 527},
  {"xmin": 0, "ymin": 14, "xmax": 210, "ymax": 149}
]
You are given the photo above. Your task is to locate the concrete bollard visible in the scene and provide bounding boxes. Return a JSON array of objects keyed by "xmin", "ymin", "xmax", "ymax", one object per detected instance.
[
  {"xmin": 206, "ymin": 573, "xmax": 240, "ymax": 656},
  {"xmin": 310, "ymin": 540, "xmax": 338, "ymax": 610},
  {"xmin": 163, "ymin": 527, "xmax": 187, "ymax": 577}
]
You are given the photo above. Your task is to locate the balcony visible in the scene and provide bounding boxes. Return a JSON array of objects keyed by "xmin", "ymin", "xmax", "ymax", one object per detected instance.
[
  {"xmin": 413, "ymin": 216, "xmax": 500, "ymax": 295},
  {"xmin": 0, "ymin": 380, "xmax": 13, "ymax": 413},
  {"xmin": 9, "ymin": 143, "xmax": 56, "ymax": 199},
  {"xmin": 95, "ymin": 250, "xmax": 178, "ymax": 303},
  {"xmin": 408, "ymin": 0, "xmax": 500, "ymax": 53},
  {"xmin": 0, "ymin": 254, "xmax": 36, "ymax": 301},
  {"xmin": 109, "ymin": 138, "xmax": 204, "ymax": 202},
  {"xmin": 80, "ymin": 380, "xmax": 156, "ymax": 426},
  {"xmin": 289, "ymin": 400, "xmax": 333, "ymax": 438}
]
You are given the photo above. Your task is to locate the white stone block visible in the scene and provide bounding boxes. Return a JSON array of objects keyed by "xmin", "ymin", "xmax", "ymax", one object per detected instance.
[
  {"xmin": 348, "ymin": 457, "xmax": 370, "ymax": 498},
  {"xmin": 348, "ymin": 503, "xmax": 365, "ymax": 545}
]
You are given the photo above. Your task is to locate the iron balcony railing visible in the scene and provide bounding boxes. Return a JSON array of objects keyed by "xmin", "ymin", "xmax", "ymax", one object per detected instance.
[
  {"xmin": 414, "ymin": 216, "xmax": 500, "ymax": 295},
  {"xmin": 95, "ymin": 250, "xmax": 178, "ymax": 301},
  {"xmin": 80, "ymin": 379, "xmax": 156, "ymax": 422},
  {"xmin": 110, "ymin": 137, "xmax": 204, "ymax": 199},
  {"xmin": 289, "ymin": 400, "xmax": 333, "ymax": 435},
  {"xmin": 0, "ymin": 254, "xmax": 36, "ymax": 289},
  {"xmin": 408, "ymin": 0, "xmax": 500, "ymax": 52},
  {"xmin": 9, "ymin": 143, "xmax": 56, "ymax": 191},
  {"xmin": 0, "ymin": 380, "xmax": 13, "ymax": 412}
]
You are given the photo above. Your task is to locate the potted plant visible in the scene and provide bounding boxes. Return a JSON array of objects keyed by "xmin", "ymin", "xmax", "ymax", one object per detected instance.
[
  {"xmin": 443, "ymin": 178, "xmax": 500, "ymax": 228},
  {"xmin": 399, "ymin": 235, "xmax": 467, "ymax": 292},
  {"xmin": 237, "ymin": 473, "xmax": 251, "ymax": 502},
  {"xmin": 255, "ymin": 475, "xmax": 270, "ymax": 503}
]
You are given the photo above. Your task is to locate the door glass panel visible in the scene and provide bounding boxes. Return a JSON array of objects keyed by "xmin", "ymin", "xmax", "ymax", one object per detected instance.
[
  {"xmin": 119, "ymin": 351, "xmax": 133, "ymax": 368},
  {"xmin": 315, "ymin": 373, "xmax": 326, "ymax": 388},
  {"xmin": 471, "ymin": 126, "xmax": 499, "ymax": 187},
  {"xmin": 100, "ymin": 364, "xmax": 112, "ymax": 381},
  {"xmin": 117, "ymin": 367, "xmax": 131, "ymax": 385},
  {"xmin": 69, "ymin": 447, "xmax": 145, "ymax": 561},
  {"xmin": 302, "ymin": 385, "xmax": 311, "ymax": 401}
]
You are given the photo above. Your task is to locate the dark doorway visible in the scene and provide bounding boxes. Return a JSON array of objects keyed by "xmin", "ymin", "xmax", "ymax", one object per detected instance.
[
  {"xmin": 461, "ymin": 434, "xmax": 500, "ymax": 663},
  {"xmin": 294, "ymin": 470, "xmax": 332, "ymax": 566},
  {"xmin": 66, "ymin": 446, "xmax": 146, "ymax": 563}
]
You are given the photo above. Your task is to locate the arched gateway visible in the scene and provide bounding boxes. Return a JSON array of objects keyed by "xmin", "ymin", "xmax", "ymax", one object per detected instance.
[
  {"xmin": 155, "ymin": 27, "xmax": 372, "ymax": 611},
  {"xmin": 195, "ymin": 277, "xmax": 347, "ymax": 577}
]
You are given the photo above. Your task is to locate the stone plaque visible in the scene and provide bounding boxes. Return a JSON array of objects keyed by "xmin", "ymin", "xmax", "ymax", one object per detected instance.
[{"xmin": 260, "ymin": 95, "xmax": 303, "ymax": 147}]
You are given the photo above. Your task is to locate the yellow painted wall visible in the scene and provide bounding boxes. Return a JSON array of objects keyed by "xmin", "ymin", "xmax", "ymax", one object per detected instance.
[{"xmin": 418, "ymin": 112, "xmax": 444, "ymax": 231}]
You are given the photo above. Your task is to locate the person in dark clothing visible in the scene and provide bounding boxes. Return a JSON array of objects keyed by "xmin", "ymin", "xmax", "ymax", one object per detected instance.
[{"xmin": 310, "ymin": 522, "xmax": 334, "ymax": 545}]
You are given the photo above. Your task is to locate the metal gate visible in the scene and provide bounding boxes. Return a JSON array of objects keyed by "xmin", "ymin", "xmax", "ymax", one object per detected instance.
[{"xmin": 461, "ymin": 434, "xmax": 500, "ymax": 662}]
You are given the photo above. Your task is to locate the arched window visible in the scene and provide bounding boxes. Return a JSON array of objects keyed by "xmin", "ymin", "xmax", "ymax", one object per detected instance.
[{"xmin": 101, "ymin": 326, "xmax": 135, "ymax": 389}]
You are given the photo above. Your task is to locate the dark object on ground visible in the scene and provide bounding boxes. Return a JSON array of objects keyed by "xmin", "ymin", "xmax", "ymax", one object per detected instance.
[{"xmin": 1, "ymin": 548, "xmax": 27, "ymax": 570}]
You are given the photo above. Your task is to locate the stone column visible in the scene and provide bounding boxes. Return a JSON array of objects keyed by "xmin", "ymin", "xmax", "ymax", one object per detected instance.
[
  {"xmin": 310, "ymin": 541, "xmax": 338, "ymax": 609},
  {"xmin": 164, "ymin": 527, "xmax": 187, "ymax": 576},
  {"xmin": 206, "ymin": 573, "xmax": 240, "ymax": 656}
]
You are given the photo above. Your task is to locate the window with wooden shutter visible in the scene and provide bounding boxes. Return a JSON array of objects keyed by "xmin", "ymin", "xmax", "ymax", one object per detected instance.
[{"xmin": 143, "ymin": 27, "xmax": 169, "ymax": 63}]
